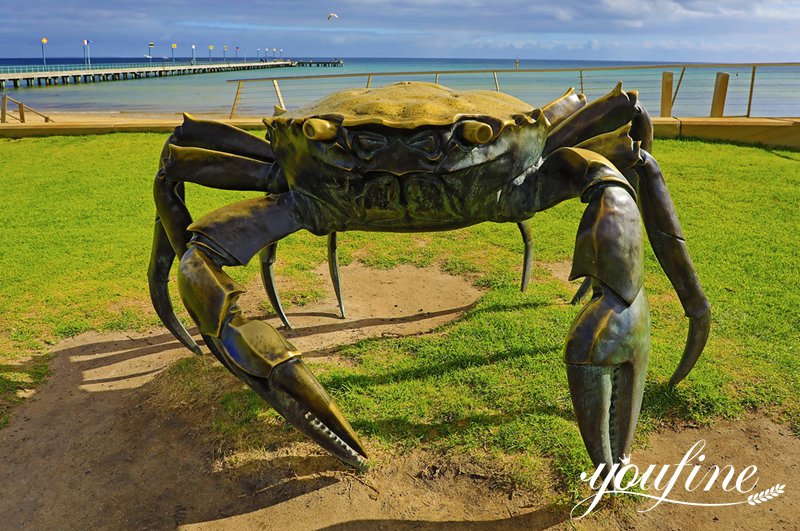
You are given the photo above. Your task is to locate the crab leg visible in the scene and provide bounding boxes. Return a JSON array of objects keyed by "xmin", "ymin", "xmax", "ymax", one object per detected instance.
[
  {"xmin": 177, "ymin": 194, "xmax": 367, "ymax": 468},
  {"xmin": 327, "ymin": 232, "xmax": 346, "ymax": 318},
  {"xmin": 635, "ymin": 151, "xmax": 710, "ymax": 385},
  {"xmin": 149, "ymin": 212, "xmax": 202, "ymax": 355},
  {"xmin": 150, "ymin": 124, "xmax": 280, "ymax": 353},
  {"xmin": 517, "ymin": 219, "xmax": 534, "ymax": 292},
  {"xmin": 259, "ymin": 244, "xmax": 292, "ymax": 328},
  {"xmin": 542, "ymin": 86, "xmax": 708, "ymax": 386}
]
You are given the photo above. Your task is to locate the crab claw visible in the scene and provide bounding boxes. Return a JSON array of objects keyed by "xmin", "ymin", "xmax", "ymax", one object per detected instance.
[
  {"xmin": 567, "ymin": 361, "xmax": 647, "ymax": 469},
  {"xmin": 203, "ymin": 328, "xmax": 368, "ymax": 470},
  {"xmin": 564, "ymin": 285, "xmax": 650, "ymax": 471},
  {"xmin": 240, "ymin": 356, "xmax": 368, "ymax": 469},
  {"xmin": 179, "ymin": 243, "xmax": 367, "ymax": 470}
]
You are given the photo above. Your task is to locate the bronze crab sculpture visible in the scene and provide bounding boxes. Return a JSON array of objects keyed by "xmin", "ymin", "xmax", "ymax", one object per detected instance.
[{"xmin": 149, "ymin": 81, "xmax": 710, "ymax": 471}]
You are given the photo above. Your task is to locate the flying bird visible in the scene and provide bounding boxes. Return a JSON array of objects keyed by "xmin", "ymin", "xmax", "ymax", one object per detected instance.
[{"xmin": 327, "ymin": 13, "xmax": 339, "ymax": 20}]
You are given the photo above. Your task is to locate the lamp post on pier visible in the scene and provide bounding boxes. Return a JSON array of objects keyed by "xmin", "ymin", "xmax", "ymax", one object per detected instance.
[
  {"xmin": 148, "ymin": 42, "xmax": 154, "ymax": 66},
  {"xmin": 257, "ymin": 48, "xmax": 261, "ymax": 61},
  {"xmin": 171, "ymin": 43, "xmax": 177, "ymax": 62},
  {"xmin": 235, "ymin": 46, "xmax": 239, "ymax": 61},
  {"xmin": 191, "ymin": 44, "xmax": 196, "ymax": 65},
  {"xmin": 208, "ymin": 45, "xmax": 213, "ymax": 62},
  {"xmin": 223, "ymin": 45, "xmax": 228, "ymax": 61},
  {"xmin": 83, "ymin": 39, "xmax": 92, "ymax": 68},
  {"xmin": 41, "ymin": 37, "xmax": 48, "ymax": 67}
]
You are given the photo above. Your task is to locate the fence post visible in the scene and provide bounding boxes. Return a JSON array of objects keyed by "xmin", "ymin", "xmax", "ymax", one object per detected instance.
[
  {"xmin": 579, "ymin": 70, "xmax": 585, "ymax": 94},
  {"xmin": 229, "ymin": 80, "xmax": 244, "ymax": 118},
  {"xmin": 18, "ymin": 101, "xmax": 25, "ymax": 123},
  {"xmin": 493, "ymin": 71, "xmax": 500, "ymax": 92},
  {"xmin": 366, "ymin": 75, "xmax": 372, "ymax": 88},
  {"xmin": 272, "ymin": 79, "xmax": 286, "ymax": 110},
  {"xmin": 710, "ymin": 72, "xmax": 729, "ymax": 117},
  {"xmin": 660, "ymin": 71, "xmax": 674, "ymax": 117},
  {"xmin": 1, "ymin": 94, "xmax": 6, "ymax": 123},
  {"xmin": 746, "ymin": 66, "xmax": 757, "ymax": 118}
]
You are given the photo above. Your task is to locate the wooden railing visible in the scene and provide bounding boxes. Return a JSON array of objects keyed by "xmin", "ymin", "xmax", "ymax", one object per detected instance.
[
  {"xmin": 227, "ymin": 62, "xmax": 800, "ymax": 119},
  {"xmin": 1, "ymin": 94, "xmax": 53, "ymax": 123}
]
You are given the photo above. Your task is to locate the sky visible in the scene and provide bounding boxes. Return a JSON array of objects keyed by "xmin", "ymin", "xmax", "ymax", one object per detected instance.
[{"xmin": 4, "ymin": 0, "xmax": 800, "ymax": 62}]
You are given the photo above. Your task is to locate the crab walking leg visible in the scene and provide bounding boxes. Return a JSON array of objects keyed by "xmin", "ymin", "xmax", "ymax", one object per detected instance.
[
  {"xmin": 517, "ymin": 219, "xmax": 534, "ymax": 293},
  {"xmin": 635, "ymin": 151, "xmax": 710, "ymax": 386},
  {"xmin": 258, "ymin": 244, "xmax": 293, "ymax": 329},
  {"xmin": 171, "ymin": 113, "xmax": 276, "ymax": 162},
  {"xmin": 565, "ymin": 185, "xmax": 650, "ymax": 471},
  {"xmin": 258, "ymin": 230, "xmax": 344, "ymax": 329},
  {"xmin": 150, "ymin": 143, "xmax": 279, "ymax": 354},
  {"xmin": 544, "ymin": 83, "xmax": 641, "ymax": 158},
  {"xmin": 149, "ymin": 214, "xmax": 202, "ymax": 355},
  {"xmin": 328, "ymin": 232, "xmax": 346, "ymax": 318},
  {"xmin": 177, "ymin": 194, "xmax": 367, "ymax": 468},
  {"xmin": 569, "ymin": 278, "xmax": 593, "ymax": 305}
]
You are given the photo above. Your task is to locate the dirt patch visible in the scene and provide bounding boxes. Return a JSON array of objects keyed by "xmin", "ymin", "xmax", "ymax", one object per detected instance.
[
  {"xmin": 0, "ymin": 264, "xmax": 798, "ymax": 530},
  {"xmin": 618, "ymin": 416, "xmax": 800, "ymax": 530}
]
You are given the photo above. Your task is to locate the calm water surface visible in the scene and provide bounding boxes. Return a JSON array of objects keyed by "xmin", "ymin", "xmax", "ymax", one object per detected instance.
[{"xmin": 1, "ymin": 57, "xmax": 796, "ymax": 117}]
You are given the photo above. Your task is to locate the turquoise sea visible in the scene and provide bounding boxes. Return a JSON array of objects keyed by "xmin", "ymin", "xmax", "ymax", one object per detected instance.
[{"xmin": 1, "ymin": 57, "xmax": 797, "ymax": 117}]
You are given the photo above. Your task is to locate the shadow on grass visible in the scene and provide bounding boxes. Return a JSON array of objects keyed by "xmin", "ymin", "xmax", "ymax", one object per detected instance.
[
  {"xmin": 353, "ymin": 404, "xmax": 575, "ymax": 443},
  {"xmin": 321, "ymin": 343, "xmax": 561, "ymax": 389}
]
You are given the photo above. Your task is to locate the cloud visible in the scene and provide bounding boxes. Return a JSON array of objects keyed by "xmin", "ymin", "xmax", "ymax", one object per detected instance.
[{"xmin": 3, "ymin": 0, "xmax": 798, "ymax": 61}]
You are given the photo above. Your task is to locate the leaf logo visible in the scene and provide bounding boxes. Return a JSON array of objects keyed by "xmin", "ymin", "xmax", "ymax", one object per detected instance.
[{"xmin": 747, "ymin": 484, "xmax": 785, "ymax": 505}]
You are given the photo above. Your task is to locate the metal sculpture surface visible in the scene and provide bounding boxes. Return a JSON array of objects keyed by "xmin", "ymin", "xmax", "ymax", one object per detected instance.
[{"xmin": 149, "ymin": 81, "xmax": 710, "ymax": 471}]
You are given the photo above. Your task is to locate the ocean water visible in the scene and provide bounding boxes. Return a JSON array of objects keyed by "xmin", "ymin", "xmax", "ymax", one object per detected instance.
[{"xmin": 1, "ymin": 57, "xmax": 797, "ymax": 117}]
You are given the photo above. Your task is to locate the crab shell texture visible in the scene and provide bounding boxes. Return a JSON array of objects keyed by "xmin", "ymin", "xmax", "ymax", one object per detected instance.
[{"xmin": 263, "ymin": 82, "xmax": 550, "ymax": 233}]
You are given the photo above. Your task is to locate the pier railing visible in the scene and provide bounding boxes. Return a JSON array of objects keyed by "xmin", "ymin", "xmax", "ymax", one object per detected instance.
[
  {"xmin": 227, "ymin": 62, "xmax": 800, "ymax": 119},
  {"xmin": 0, "ymin": 58, "xmax": 289, "ymax": 74}
]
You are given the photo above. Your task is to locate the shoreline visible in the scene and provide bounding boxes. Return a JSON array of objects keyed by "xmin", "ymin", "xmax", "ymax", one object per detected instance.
[{"xmin": 2, "ymin": 110, "xmax": 265, "ymax": 128}]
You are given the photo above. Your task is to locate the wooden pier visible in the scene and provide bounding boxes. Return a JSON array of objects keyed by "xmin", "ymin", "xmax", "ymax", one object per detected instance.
[
  {"xmin": 295, "ymin": 60, "xmax": 344, "ymax": 67},
  {"xmin": 0, "ymin": 60, "xmax": 327, "ymax": 90}
]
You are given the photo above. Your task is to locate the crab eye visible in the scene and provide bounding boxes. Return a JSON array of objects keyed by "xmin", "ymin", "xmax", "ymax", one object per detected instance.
[
  {"xmin": 407, "ymin": 131, "xmax": 440, "ymax": 155},
  {"xmin": 303, "ymin": 118, "xmax": 339, "ymax": 141},
  {"xmin": 459, "ymin": 120, "xmax": 494, "ymax": 145},
  {"xmin": 353, "ymin": 132, "xmax": 387, "ymax": 158}
]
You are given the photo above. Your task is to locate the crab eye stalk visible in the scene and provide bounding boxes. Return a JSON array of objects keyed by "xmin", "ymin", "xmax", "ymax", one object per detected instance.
[
  {"xmin": 459, "ymin": 120, "xmax": 494, "ymax": 145},
  {"xmin": 303, "ymin": 118, "xmax": 339, "ymax": 141}
]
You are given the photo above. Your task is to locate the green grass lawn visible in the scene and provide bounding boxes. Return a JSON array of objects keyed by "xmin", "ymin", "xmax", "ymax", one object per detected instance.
[{"xmin": 1, "ymin": 133, "xmax": 798, "ymax": 496}]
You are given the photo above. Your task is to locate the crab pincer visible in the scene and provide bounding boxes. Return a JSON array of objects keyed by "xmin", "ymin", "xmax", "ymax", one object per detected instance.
[
  {"xmin": 178, "ymin": 244, "xmax": 368, "ymax": 469},
  {"xmin": 557, "ymin": 159, "xmax": 651, "ymax": 471}
]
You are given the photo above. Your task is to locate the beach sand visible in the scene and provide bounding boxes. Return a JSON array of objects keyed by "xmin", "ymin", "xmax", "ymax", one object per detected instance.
[{"xmin": 1, "ymin": 110, "xmax": 266, "ymax": 129}]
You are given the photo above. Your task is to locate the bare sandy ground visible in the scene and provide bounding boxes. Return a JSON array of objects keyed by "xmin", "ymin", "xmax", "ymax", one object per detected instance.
[
  {"xmin": 1, "ymin": 110, "xmax": 262, "ymax": 128},
  {"xmin": 0, "ymin": 264, "xmax": 797, "ymax": 530}
]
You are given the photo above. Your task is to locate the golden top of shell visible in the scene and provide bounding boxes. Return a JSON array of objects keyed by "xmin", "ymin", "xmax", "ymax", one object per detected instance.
[{"xmin": 263, "ymin": 81, "xmax": 541, "ymax": 131}]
